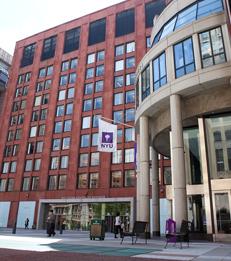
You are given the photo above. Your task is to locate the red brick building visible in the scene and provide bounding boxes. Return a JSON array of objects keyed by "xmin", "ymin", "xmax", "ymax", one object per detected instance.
[{"xmin": 0, "ymin": 0, "xmax": 167, "ymax": 231}]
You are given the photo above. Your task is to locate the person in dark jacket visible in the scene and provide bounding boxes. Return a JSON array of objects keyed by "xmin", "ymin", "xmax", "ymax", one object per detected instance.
[{"xmin": 47, "ymin": 210, "xmax": 56, "ymax": 237}]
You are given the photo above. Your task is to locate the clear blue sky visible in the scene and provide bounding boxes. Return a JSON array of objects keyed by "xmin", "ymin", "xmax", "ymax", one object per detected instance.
[{"xmin": 0, "ymin": 0, "xmax": 124, "ymax": 55}]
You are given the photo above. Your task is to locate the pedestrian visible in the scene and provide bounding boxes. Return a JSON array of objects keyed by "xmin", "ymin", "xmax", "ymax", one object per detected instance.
[
  {"xmin": 114, "ymin": 212, "xmax": 122, "ymax": 238},
  {"xmin": 25, "ymin": 218, "xmax": 29, "ymax": 229},
  {"xmin": 47, "ymin": 210, "xmax": 56, "ymax": 237}
]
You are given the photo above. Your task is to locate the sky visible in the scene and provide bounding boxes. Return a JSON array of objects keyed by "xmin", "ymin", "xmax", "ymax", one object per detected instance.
[{"xmin": 0, "ymin": 0, "xmax": 124, "ymax": 55}]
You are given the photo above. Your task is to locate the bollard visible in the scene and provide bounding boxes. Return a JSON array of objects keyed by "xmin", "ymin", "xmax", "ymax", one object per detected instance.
[{"xmin": 12, "ymin": 221, "xmax": 17, "ymax": 234}]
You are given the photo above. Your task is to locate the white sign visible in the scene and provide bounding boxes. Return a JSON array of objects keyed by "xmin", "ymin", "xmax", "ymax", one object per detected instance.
[{"xmin": 98, "ymin": 119, "xmax": 117, "ymax": 152}]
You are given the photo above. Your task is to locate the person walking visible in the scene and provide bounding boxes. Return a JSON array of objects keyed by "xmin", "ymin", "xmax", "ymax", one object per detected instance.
[
  {"xmin": 25, "ymin": 218, "xmax": 29, "ymax": 229},
  {"xmin": 47, "ymin": 210, "xmax": 56, "ymax": 237},
  {"xmin": 114, "ymin": 212, "xmax": 122, "ymax": 238}
]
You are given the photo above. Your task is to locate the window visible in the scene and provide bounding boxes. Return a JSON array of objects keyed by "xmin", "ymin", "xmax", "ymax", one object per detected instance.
[
  {"xmin": 39, "ymin": 68, "xmax": 46, "ymax": 78},
  {"xmin": 112, "ymin": 150, "xmax": 122, "ymax": 164},
  {"xmin": 82, "ymin": 116, "xmax": 91, "ymax": 129},
  {"xmin": 69, "ymin": 72, "xmax": 77, "ymax": 84},
  {"xmin": 70, "ymin": 58, "xmax": 78, "ymax": 69},
  {"xmin": 92, "ymin": 114, "xmax": 101, "ymax": 128},
  {"xmin": 126, "ymin": 57, "xmax": 135, "ymax": 69},
  {"xmin": 125, "ymin": 90, "xmax": 135, "ymax": 103},
  {"xmin": 145, "ymin": 0, "xmax": 166, "ymax": 28},
  {"xmin": 88, "ymin": 18, "xmax": 106, "ymax": 46},
  {"xmin": 48, "ymin": 175, "xmax": 57, "ymax": 190},
  {"xmin": 64, "ymin": 120, "xmax": 72, "ymax": 132},
  {"xmin": 142, "ymin": 65, "xmax": 150, "ymax": 100},
  {"xmin": 117, "ymin": 129, "xmax": 123, "ymax": 143},
  {"xmin": 96, "ymin": 64, "xmax": 104, "ymax": 77},
  {"xmin": 126, "ymin": 73, "xmax": 135, "ymax": 86},
  {"xmin": 113, "ymin": 110, "xmax": 123, "ymax": 123},
  {"xmin": 41, "ymin": 36, "xmax": 56, "ymax": 61},
  {"xmin": 27, "ymin": 142, "xmax": 35, "ymax": 154},
  {"xmin": 81, "ymin": 134, "xmax": 90, "ymax": 147},
  {"xmin": 67, "ymin": 88, "xmax": 75, "ymax": 98},
  {"xmin": 199, "ymin": 27, "xmax": 226, "ymax": 68},
  {"xmin": 25, "ymin": 159, "xmax": 33, "ymax": 171},
  {"xmin": 40, "ymin": 109, "xmax": 47, "ymax": 120},
  {"xmin": 91, "ymin": 152, "xmax": 99, "ymax": 166},
  {"xmin": 84, "ymin": 83, "xmax": 94, "ymax": 95},
  {"xmin": 50, "ymin": 157, "xmax": 59, "ymax": 170},
  {"xmin": 52, "ymin": 138, "xmax": 61, "ymax": 151},
  {"xmin": 79, "ymin": 153, "xmax": 89, "ymax": 167},
  {"xmin": 38, "ymin": 124, "xmax": 46, "ymax": 136},
  {"xmin": 22, "ymin": 177, "xmax": 30, "ymax": 191},
  {"xmin": 36, "ymin": 141, "xmax": 43, "ymax": 153},
  {"xmin": 125, "ymin": 108, "xmax": 135, "ymax": 122},
  {"xmin": 47, "ymin": 65, "xmax": 53, "ymax": 76},
  {"xmin": 78, "ymin": 174, "xmax": 88, "ymax": 188},
  {"xmin": 20, "ymin": 100, "xmax": 26, "ymax": 110},
  {"xmin": 89, "ymin": 173, "xmax": 99, "ymax": 188},
  {"xmin": 34, "ymin": 159, "xmax": 41, "ymax": 171},
  {"xmin": 115, "ymin": 45, "xmax": 124, "ymax": 56},
  {"xmin": 164, "ymin": 166, "xmax": 172, "ymax": 185},
  {"xmin": 114, "ymin": 93, "xmax": 123, "ymax": 105},
  {"xmin": 56, "ymin": 105, "xmax": 65, "ymax": 117},
  {"xmin": 116, "ymin": 9, "xmax": 135, "ymax": 37},
  {"xmin": 34, "ymin": 96, "xmax": 41, "ymax": 106},
  {"xmin": 175, "ymin": 3, "xmax": 197, "ymax": 30},
  {"xmin": 66, "ymin": 103, "xmax": 73, "ymax": 115},
  {"xmin": 115, "ymin": 60, "xmax": 124, "ymax": 72},
  {"xmin": 58, "ymin": 90, "xmax": 66, "ymax": 100},
  {"xmin": 54, "ymin": 121, "xmax": 63, "ymax": 133},
  {"xmin": 58, "ymin": 175, "xmax": 67, "ymax": 190},
  {"xmin": 12, "ymin": 101, "xmax": 20, "ymax": 112},
  {"xmin": 60, "ymin": 75, "xmax": 68, "ymax": 86},
  {"xmin": 125, "ymin": 128, "xmax": 135, "ymax": 142},
  {"xmin": 17, "ymin": 114, "xmax": 24, "ymax": 124},
  {"xmin": 7, "ymin": 131, "xmax": 14, "ymax": 141},
  {"xmin": 30, "ymin": 126, "xmax": 37, "ymax": 137},
  {"xmin": 60, "ymin": 156, "xmax": 69, "ymax": 169},
  {"xmin": 86, "ymin": 68, "xmax": 94, "ymax": 79},
  {"xmin": 124, "ymin": 170, "xmax": 135, "ymax": 187},
  {"xmin": 87, "ymin": 53, "xmax": 95, "ymax": 64},
  {"xmin": 21, "ymin": 43, "xmax": 36, "ymax": 67},
  {"xmin": 111, "ymin": 171, "xmax": 122, "ymax": 188},
  {"xmin": 64, "ymin": 27, "xmax": 80, "ymax": 53},
  {"xmin": 94, "ymin": 97, "xmax": 102, "ymax": 110},
  {"xmin": 95, "ymin": 80, "xmax": 103, "ymax": 92},
  {"xmin": 92, "ymin": 133, "xmax": 98, "ymax": 146},
  {"xmin": 18, "ymin": 74, "xmax": 24, "ymax": 84},
  {"xmin": 174, "ymin": 38, "xmax": 195, "ymax": 78},
  {"xmin": 153, "ymin": 52, "xmax": 167, "ymax": 90},
  {"xmin": 62, "ymin": 137, "xmax": 70, "ymax": 150},
  {"xmin": 2, "ymin": 162, "xmax": 10, "ymax": 173},
  {"xmin": 197, "ymin": 0, "xmax": 223, "ymax": 19},
  {"xmin": 15, "ymin": 129, "xmax": 22, "ymax": 140},
  {"xmin": 83, "ymin": 99, "xmax": 92, "ymax": 111},
  {"xmin": 0, "ymin": 179, "xmax": 6, "ymax": 192},
  {"xmin": 114, "ymin": 75, "xmax": 123, "ymax": 88},
  {"xmin": 61, "ymin": 61, "xmax": 69, "ymax": 71},
  {"xmin": 126, "ymin": 42, "xmax": 135, "ymax": 53},
  {"xmin": 31, "ymin": 177, "xmax": 39, "ymax": 191},
  {"xmin": 97, "ymin": 50, "xmax": 105, "ymax": 61},
  {"xmin": 31, "ymin": 111, "xmax": 39, "ymax": 121},
  {"xmin": 7, "ymin": 179, "xmax": 14, "ymax": 191},
  {"xmin": 125, "ymin": 148, "xmax": 135, "ymax": 163},
  {"xmin": 36, "ymin": 82, "xmax": 44, "ymax": 92}
]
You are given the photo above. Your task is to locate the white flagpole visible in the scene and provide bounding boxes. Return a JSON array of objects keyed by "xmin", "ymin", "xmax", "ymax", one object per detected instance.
[{"xmin": 98, "ymin": 115, "xmax": 134, "ymax": 128}]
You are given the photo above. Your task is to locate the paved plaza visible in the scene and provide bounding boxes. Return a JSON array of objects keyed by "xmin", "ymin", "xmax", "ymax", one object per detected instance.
[{"xmin": 0, "ymin": 228, "xmax": 231, "ymax": 260}]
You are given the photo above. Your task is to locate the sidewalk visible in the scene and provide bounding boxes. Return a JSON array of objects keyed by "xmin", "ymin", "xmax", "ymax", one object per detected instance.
[{"xmin": 0, "ymin": 228, "xmax": 231, "ymax": 260}]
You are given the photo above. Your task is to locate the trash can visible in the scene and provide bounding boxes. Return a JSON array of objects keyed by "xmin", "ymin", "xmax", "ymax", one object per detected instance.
[{"xmin": 90, "ymin": 219, "xmax": 105, "ymax": 240}]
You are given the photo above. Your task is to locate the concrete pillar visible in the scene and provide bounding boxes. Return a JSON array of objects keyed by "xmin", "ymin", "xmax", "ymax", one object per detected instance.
[
  {"xmin": 138, "ymin": 116, "xmax": 150, "ymax": 223},
  {"xmin": 151, "ymin": 147, "xmax": 160, "ymax": 236},
  {"xmin": 170, "ymin": 94, "xmax": 187, "ymax": 229},
  {"xmin": 136, "ymin": 134, "xmax": 141, "ymax": 220}
]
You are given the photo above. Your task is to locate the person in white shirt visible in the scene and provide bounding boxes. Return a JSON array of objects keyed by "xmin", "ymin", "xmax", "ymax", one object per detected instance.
[{"xmin": 114, "ymin": 212, "xmax": 122, "ymax": 238}]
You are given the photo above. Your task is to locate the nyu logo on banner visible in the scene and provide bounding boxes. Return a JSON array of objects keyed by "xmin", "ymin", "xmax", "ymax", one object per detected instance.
[{"xmin": 98, "ymin": 119, "xmax": 117, "ymax": 152}]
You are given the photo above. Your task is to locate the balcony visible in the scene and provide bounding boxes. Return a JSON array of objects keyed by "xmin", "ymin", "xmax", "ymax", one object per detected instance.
[{"xmin": 0, "ymin": 68, "xmax": 8, "ymax": 90}]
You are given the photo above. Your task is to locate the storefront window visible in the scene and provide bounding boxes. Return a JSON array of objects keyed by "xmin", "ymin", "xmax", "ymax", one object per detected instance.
[
  {"xmin": 205, "ymin": 115, "xmax": 231, "ymax": 179},
  {"xmin": 183, "ymin": 127, "xmax": 202, "ymax": 184}
]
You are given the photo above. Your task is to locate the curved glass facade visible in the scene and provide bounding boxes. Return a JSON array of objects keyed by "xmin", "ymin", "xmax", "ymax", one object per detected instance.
[{"xmin": 153, "ymin": 0, "xmax": 223, "ymax": 45}]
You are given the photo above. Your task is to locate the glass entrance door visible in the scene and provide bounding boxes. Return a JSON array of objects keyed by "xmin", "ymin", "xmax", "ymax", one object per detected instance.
[{"xmin": 214, "ymin": 192, "xmax": 231, "ymax": 234}]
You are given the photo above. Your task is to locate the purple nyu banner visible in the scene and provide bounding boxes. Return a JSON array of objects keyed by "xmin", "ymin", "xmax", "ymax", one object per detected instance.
[{"xmin": 98, "ymin": 119, "xmax": 117, "ymax": 152}]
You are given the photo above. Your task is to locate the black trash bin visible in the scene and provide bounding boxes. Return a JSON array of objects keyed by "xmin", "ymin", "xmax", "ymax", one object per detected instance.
[{"xmin": 90, "ymin": 219, "xmax": 105, "ymax": 240}]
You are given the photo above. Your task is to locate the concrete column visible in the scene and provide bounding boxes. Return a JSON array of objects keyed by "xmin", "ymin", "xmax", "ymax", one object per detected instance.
[
  {"xmin": 136, "ymin": 134, "xmax": 141, "ymax": 221},
  {"xmin": 151, "ymin": 147, "xmax": 160, "ymax": 236},
  {"xmin": 170, "ymin": 94, "xmax": 187, "ymax": 229},
  {"xmin": 138, "ymin": 116, "xmax": 150, "ymax": 223}
]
